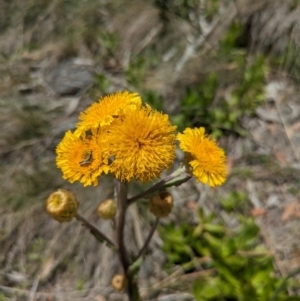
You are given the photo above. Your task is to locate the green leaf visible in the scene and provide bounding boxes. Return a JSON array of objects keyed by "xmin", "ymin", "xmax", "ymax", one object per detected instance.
[
  {"xmin": 203, "ymin": 223, "xmax": 225, "ymax": 235},
  {"xmin": 203, "ymin": 232, "xmax": 223, "ymax": 249}
]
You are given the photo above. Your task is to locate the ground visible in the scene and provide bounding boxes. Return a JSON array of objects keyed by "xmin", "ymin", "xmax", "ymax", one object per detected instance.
[{"xmin": 1, "ymin": 0, "xmax": 300, "ymax": 300}]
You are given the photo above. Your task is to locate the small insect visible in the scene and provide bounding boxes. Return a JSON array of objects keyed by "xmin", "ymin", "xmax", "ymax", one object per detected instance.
[{"xmin": 80, "ymin": 150, "xmax": 92, "ymax": 166}]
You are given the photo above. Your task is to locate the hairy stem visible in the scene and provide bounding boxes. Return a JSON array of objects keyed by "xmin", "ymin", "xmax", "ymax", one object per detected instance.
[
  {"xmin": 128, "ymin": 166, "xmax": 191, "ymax": 205},
  {"xmin": 135, "ymin": 217, "xmax": 159, "ymax": 262},
  {"xmin": 115, "ymin": 180, "xmax": 141, "ymax": 301},
  {"xmin": 75, "ymin": 213, "xmax": 117, "ymax": 250},
  {"xmin": 116, "ymin": 180, "xmax": 130, "ymax": 270}
]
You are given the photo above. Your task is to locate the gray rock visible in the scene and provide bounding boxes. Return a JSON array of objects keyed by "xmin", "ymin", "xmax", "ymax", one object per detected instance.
[{"xmin": 45, "ymin": 59, "xmax": 94, "ymax": 95}]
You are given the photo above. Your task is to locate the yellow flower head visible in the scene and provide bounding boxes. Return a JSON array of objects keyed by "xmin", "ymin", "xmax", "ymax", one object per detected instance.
[
  {"xmin": 76, "ymin": 91, "xmax": 142, "ymax": 135},
  {"xmin": 56, "ymin": 130, "xmax": 110, "ymax": 186},
  {"xmin": 177, "ymin": 127, "xmax": 226, "ymax": 187},
  {"xmin": 108, "ymin": 105, "xmax": 177, "ymax": 183}
]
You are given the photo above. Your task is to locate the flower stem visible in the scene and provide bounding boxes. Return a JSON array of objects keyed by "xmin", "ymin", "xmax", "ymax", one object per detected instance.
[
  {"xmin": 128, "ymin": 165, "xmax": 191, "ymax": 205},
  {"xmin": 115, "ymin": 180, "xmax": 130, "ymax": 270},
  {"xmin": 115, "ymin": 180, "xmax": 141, "ymax": 301},
  {"xmin": 75, "ymin": 213, "xmax": 117, "ymax": 250},
  {"xmin": 135, "ymin": 217, "xmax": 159, "ymax": 262}
]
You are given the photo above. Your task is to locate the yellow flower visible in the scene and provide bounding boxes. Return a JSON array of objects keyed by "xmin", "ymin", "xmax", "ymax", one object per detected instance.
[
  {"xmin": 108, "ymin": 105, "xmax": 177, "ymax": 183},
  {"xmin": 75, "ymin": 91, "xmax": 142, "ymax": 135},
  {"xmin": 56, "ymin": 130, "xmax": 110, "ymax": 186},
  {"xmin": 177, "ymin": 127, "xmax": 226, "ymax": 187}
]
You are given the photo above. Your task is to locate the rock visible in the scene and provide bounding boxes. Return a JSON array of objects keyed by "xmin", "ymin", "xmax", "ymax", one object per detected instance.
[{"xmin": 45, "ymin": 58, "xmax": 94, "ymax": 95}]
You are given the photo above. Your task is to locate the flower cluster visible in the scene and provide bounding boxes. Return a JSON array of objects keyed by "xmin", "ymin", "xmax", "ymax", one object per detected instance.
[{"xmin": 56, "ymin": 91, "xmax": 227, "ymax": 187}]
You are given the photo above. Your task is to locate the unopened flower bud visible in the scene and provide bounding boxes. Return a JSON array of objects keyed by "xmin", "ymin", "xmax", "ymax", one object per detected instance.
[
  {"xmin": 46, "ymin": 189, "xmax": 79, "ymax": 223},
  {"xmin": 149, "ymin": 191, "xmax": 173, "ymax": 218},
  {"xmin": 111, "ymin": 274, "xmax": 127, "ymax": 292},
  {"xmin": 97, "ymin": 199, "xmax": 117, "ymax": 220}
]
